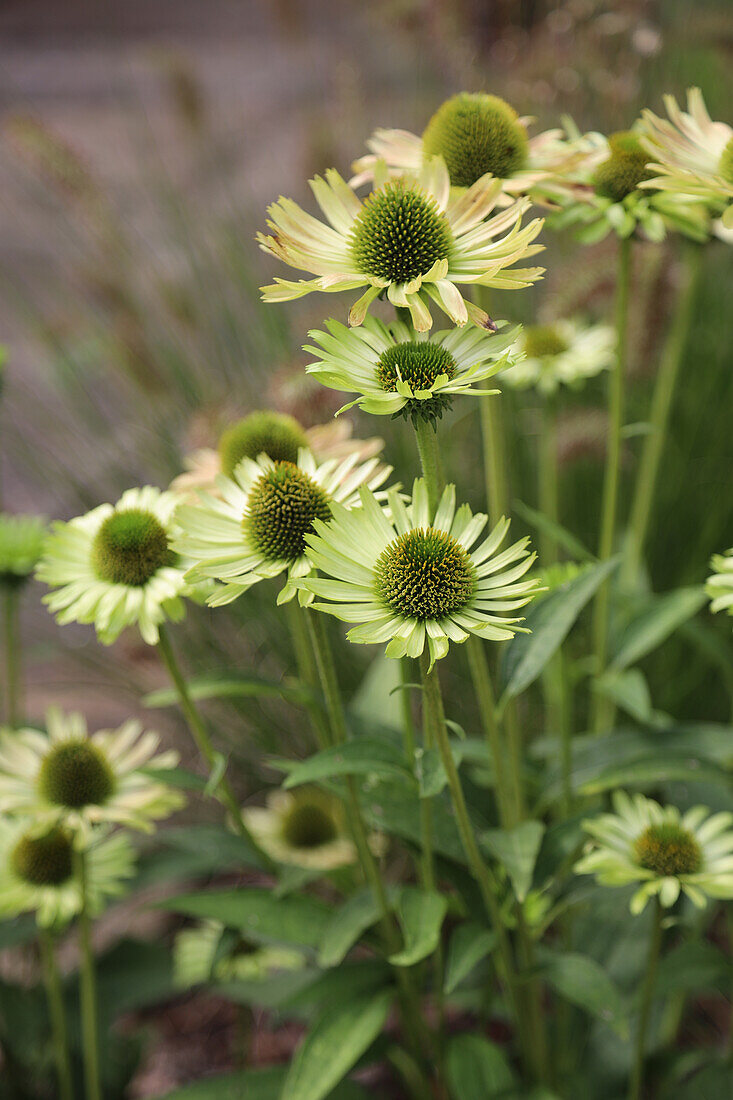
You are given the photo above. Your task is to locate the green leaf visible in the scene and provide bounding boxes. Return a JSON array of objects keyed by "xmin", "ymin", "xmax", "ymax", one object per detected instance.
[
  {"xmin": 444, "ymin": 923, "xmax": 497, "ymax": 994},
  {"xmin": 163, "ymin": 888, "xmax": 330, "ymax": 948},
  {"xmin": 610, "ymin": 587, "xmax": 707, "ymax": 671},
  {"xmin": 283, "ymin": 739, "xmax": 413, "ymax": 789},
  {"xmin": 594, "ymin": 669, "xmax": 653, "ymax": 723},
  {"xmin": 143, "ymin": 673, "xmax": 314, "ymax": 708},
  {"xmin": 390, "ymin": 888, "xmax": 447, "ymax": 967},
  {"xmin": 415, "ymin": 743, "xmax": 465, "ymax": 798},
  {"xmin": 0, "ymin": 915, "xmax": 37, "ymax": 950},
  {"xmin": 655, "ymin": 941, "xmax": 731, "ymax": 998},
  {"xmin": 482, "ymin": 821, "xmax": 545, "ymax": 902},
  {"xmin": 159, "ymin": 823, "xmax": 269, "ymax": 873},
  {"xmin": 203, "ymin": 751, "xmax": 229, "ymax": 799},
  {"xmin": 318, "ymin": 889, "xmax": 384, "ymax": 968},
  {"xmin": 445, "ymin": 1034, "xmax": 516, "ymax": 1099},
  {"xmin": 282, "ymin": 989, "xmax": 393, "ymax": 1100},
  {"xmin": 161, "ymin": 1067, "xmax": 369, "ymax": 1100},
  {"xmin": 141, "ymin": 765, "xmax": 206, "ymax": 792},
  {"xmin": 537, "ymin": 948, "xmax": 628, "ymax": 1037},
  {"xmin": 500, "ymin": 558, "xmax": 619, "ymax": 700},
  {"xmin": 350, "ymin": 653, "xmax": 402, "ymax": 732},
  {"xmin": 513, "ymin": 500, "xmax": 595, "ymax": 563}
]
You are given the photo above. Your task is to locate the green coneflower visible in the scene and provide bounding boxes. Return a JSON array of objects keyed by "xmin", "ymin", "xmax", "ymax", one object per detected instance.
[
  {"xmin": 258, "ymin": 156, "xmax": 544, "ymax": 332},
  {"xmin": 175, "ymin": 448, "xmax": 392, "ymax": 607},
  {"xmin": 0, "ymin": 707, "xmax": 183, "ymax": 834},
  {"xmin": 302, "ymin": 479, "xmax": 542, "ymax": 667},
  {"xmin": 37, "ymin": 487, "xmax": 191, "ymax": 646},
  {"xmin": 173, "ymin": 920, "xmax": 305, "ymax": 987},
  {"xmin": 0, "ymin": 513, "xmax": 46, "ymax": 589},
  {"xmin": 0, "ymin": 818, "xmax": 135, "ymax": 927},
  {"xmin": 242, "ymin": 788, "xmax": 378, "ymax": 870},
  {"xmin": 351, "ymin": 92, "xmax": 590, "ymax": 203},
  {"xmin": 500, "ymin": 318, "xmax": 615, "ymax": 395},
  {"xmin": 304, "ymin": 314, "xmax": 520, "ymax": 424},
  {"xmin": 639, "ymin": 87, "xmax": 733, "ymax": 229},
  {"xmin": 574, "ymin": 791, "xmax": 733, "ymax": 913}
]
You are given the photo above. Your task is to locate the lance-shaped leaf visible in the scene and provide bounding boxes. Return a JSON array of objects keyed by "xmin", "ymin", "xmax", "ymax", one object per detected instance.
[
  {"xmin": 390, "ymin": 887, "xmax": 448, "ymax": 967},
  {"xmin": 318, "ymin": 889, "xmax": 385, "ymax": 968},
  {"xmin": 162, "ymin": 888, "xmax": 330, "ymax": 949},
  {"xmin": 444, "ymin": 923, "xmax": 497, "ymax": 994},
  {"xmin": 445, "ymin": 1034, "xmax": 516, "ymax": 1099},
  {"xmin": 536, "ymin": 948, "xmax": 629, "ymax": 1037},
  {"xmin": 282, "ymin": 739, "xmax": 413, "ymax": 789},
  {"xmin": 481, "ymin": 821, "xmax": 545, "ymax": 902},
  {"xmin": 610, "ymin": 586, "xmax": 707, "ymax": 671}
]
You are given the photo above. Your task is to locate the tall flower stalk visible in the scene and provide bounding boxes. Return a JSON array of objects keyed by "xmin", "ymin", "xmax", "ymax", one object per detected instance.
[
  {"xmin": 39, "ymin": 929, "xmax": 74, "ymax": 1100},
  {"xmin": 75, "ymin": 847, "xmax": 102, "ymax": 1100}
]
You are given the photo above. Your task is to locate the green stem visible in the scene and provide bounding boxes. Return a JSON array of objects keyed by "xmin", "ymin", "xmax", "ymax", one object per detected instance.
[
  {"xmin": 623, "ymin": 241, "xmax": 703, "ymax": 587},
  {"xmin": 156, "ymin": 625, "xmax": 265, "ymax": 855},
  {"xmin": 592, "ymin": 236, "xmax": 632, "ymax": 732},
  {"xmin": 413, "ymin": 419, "xmax": 442, "ymax": 513},
  {"xmin": 629, "ymin": 899, "xmax": 663, "ymax": 1100},
  {"xmin": 479, "ymin": 390, "xmax": 509, "ymax": 526},
  {"xmin": 75, "ymin": 848, "xmax": 101, "ymax": 1100},
  {"xmin": 465, "ymin": 636, "xmax": 513, "ymax": 827},
  {"xmin": 286, "ymin": 598, "xmax": 332, "ymax": 749},
  {"xmin": 3, "ymin": 586, "xmax": 21, "ymax": 727},
  {"xmin": 537, "ymin": 402, "xmax": 559, "ymax": 565},
  {"xmin": 40, "ymin": 929, "xmax": 74, "ymax": 1100},
  {"xmin": 418, "ymin": 651, "xmax": 546, "ymax": 1081}
]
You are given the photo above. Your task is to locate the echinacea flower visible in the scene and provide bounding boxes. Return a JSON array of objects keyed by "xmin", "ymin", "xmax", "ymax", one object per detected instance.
[
  {"xmin": 574, "ymin": 791, "xmax": 733, "ymax": 913},
  {"xmin": 171, "ymin": 411, "xmax": 383, "ymax": 498},
  {"xmin": 351, "ymin": 92, "xmax": 590, "ymax": 205},
  {"xmin": 706, "ymin": 548, "xmax": 733, "ymax": 624},
  {"xmin": 0, "ymin": 818, "xmax": 135, "ymax": 927},
  {"xmin": 302, "ymin": 480, "xmax": 542, "ymax": 666},
  {"xmin": 242, "ymin": 787, "xmax": 374, "ymax": 870},
  {"xmin": 0, "ymin": 707, "xmax": 183, "ymax": 834},
  {"xmin": 500, "ymin": 319, "xmax": 615, "ymax": 396},
  {"xmin": 640, "ymin": 88, "xmax": 733, "ymax": 228},
  {"xmin": 37, "ymin": 487, "xmax": 189, "ymax": 646},
  {"xmin": 304, "ymin": 314, "xmax": 520, "ymax": 424},
  {"xmin": 173, "ymin": 920, "xmax": 304, "ymax": 987},
  {"xmin": 258, "ymin": 157, "xmax": 544, "ymax": 332},
  {"xmin": 0, "ymin": 513, "xmax": 46, "ymax": 589},
  {"xmin": 175, "ymin": 448, "xmax": 392, "ymax": 607}
]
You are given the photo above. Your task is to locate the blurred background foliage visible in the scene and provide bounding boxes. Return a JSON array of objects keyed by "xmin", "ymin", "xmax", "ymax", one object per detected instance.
[{"xmin": 0, "ymin": 0, "xmax": 732, "ymax": 809}]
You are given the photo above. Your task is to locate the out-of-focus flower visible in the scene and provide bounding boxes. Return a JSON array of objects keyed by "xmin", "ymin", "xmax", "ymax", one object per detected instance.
[
  {"xmin": 175, "ymin": 448, "xmax": 392, "ymax": 607},
  {"xmin": 0, "ymin": 819, "xmax": 135, "ymax": 927},
  {"xmin": 575, "ymin": 791, "xmax": 733, "ymax": 913},
  {"xmin": 305, "ymin": 315, "xmax": 519, "ymax": 424},
  {"xmin": 37, "ymin": 487, "xmax": 189, "ymax": 646},
  {"xmin": 258, "ymin": 158, "xmax": 544, "ymax": 331},
  {"xmin": 500, "ymin": 319, "xmax": 615, "ymax": 395},
  {"xmin": 173, "ymin": 920, "xmax": 304, "ymax": 987},
  {"xmin": 303, "ymin": 480, "xmax": 542, "ymax": 666},
  {"xmin": 0, "ymin": 707, "xmax": 182, "ymax": 834},
  {"xmin": 706, "ymin": 548, "xmax": 733, "ymax": 624},
  {"xmin": 0, "ymin": 514, "xmax": 46, "ymax": 589},
  {"xmin": 242, "ymin": 788, "xmax": 373, "ymax": 870},
  {"xmin": 640, "ymin": 88, "xmax": 733, "ymax": 230}
]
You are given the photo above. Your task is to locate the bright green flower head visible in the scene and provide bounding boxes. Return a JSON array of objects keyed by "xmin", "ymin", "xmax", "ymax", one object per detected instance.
[
  {"xmin": 0, "ymin": 818, "xmax": 135, "ymax": 927},
  {"xmin": 0, "ymin": 513, "xmax": 46, "ymax": 589},
  {"xmin": 422, "ymin": 93, "xmax": 529, "ymax": 187},
  {"xmin": 0, "ymin": 707, "xmax": 183, "ymax": 834},
  {"xmin": 575, "ymin": 791, "xmax": 733, "ymax": 914},
  {"xmin": 218, "ymin": 411, "xmax": 309, "ymax": 478},
  {"xmin": 593, "ymin": 131, "xmax": 653, "ymax": 203},
  {"xmin": 303, "ymin": 479, "xmax": 542, "ymax": 667},
  {"xmin": 37, "ymin": 486, "xmax": 189, "ymax": 645}
]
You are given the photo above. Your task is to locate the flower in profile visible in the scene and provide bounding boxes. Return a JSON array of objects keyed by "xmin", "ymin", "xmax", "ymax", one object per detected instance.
[
  {"xmin": 303, "ymin": 480, "xmax": 542, "ymax": 666},
  {"xmin": 304, "ymin": 314, "xmax": 520, "ymax": 425},
  {"xmin": 351, "ymin": 92, "xmax": 589, "ymax": 203},
  {"xmin": 175, "ymin": 448, "xmax": 391, "ymax": 607},
  {"xmin": 574, "ymin": 791, "xmax": 733, "ymax": 913},
  {"xmin": 258, "ymin": 157, "xmax": 544, "ymax": 332},
  {"xmin": 639, "ymin": 88, "xmax": 733, "ymax": 228},
  {"xmin": 171, "ymin": 410, "xmax": 383, "ymax": 498},
  {"xmin": 500, "ymin": 319, "xmax": 615, "ymax": 396},
  {"xmin": 242, "ymin": 787, "xmax": 372, "ymax": 870},
  {"xmin": 0, "ymin": 819, "xmax": 135, "ymax": 927},
  {"xmin": 0, "ymin": 707, "xmax": 183, "ymax": 833},
  {"xmin": 0, "ymin": 513, "xmax": 46, "ymax": 589},
  {"xmin": 705, "ymin": 548, "xmax": 733, "ymax": 624},
  {"xmin": 173, "ymin": 920, "xmax": 304, "ymax": 988}
]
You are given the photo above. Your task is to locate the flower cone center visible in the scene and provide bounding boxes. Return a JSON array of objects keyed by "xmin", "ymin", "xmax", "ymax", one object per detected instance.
[
  {"xmin": 282, "ymin": 802, "xmax": 339, "ymax": 849},
  {"xmin": 11, "ymin": 827, "xmax": 74, "ymax": 886},
  {"xmin": 375, "ymin": 526, "xmax": 475, "ymax": 620},
  {"xmin": 245, "ymin": 462, "xmax": 332, "ymax": 562},
  {"xmin": 422, "ymin": 92, "xmax": 528, "ymax": 187},
  {"xmin": 634, "ymin": 823, "xmax": 702, "ymax": 876},
  {"xmin": 39, "ymin": 741, "xmax": 115, "ymax": 809},
  {"xmin": 219, "ymin": 412, "xmax": 308, "ymax": 478},
  {"xmin": 351, "ymin": 180, "xmax": 451, "ymax": 284},
  {"xmin": 92, "ymin": 508, "xmax": 170, "ymax": 586}
]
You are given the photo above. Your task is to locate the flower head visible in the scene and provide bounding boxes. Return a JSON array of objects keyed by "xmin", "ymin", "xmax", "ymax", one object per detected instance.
[
  {"xmin": 242, "ymin": 787, "xmax": 373, "ymax": 870},
  {"xmin": 500, "ymin": 319, "xmax": 615, "ymax": 396},
  {"xmin": 639, "ymin": 88, "xmax": 733, "ymax": 229},
  {"xmin": 574, "ymin": 791, "xmax": 733, "ymax": 913},
  {"xmin": 173, "ymin": 920, "xmax": 305, "ymax": 987},
  {"xmin": 0, "ymin": 707, "xmax": 183, "ymax": 833},
  {"xmin": 0, "ymin": 818, "xmax": 135, "ymax": 927},
  {"xmin": 351, "ymin": 92, "xmax": 591, "ymax": 205},
  {"xmin": 706, "ymin": 547, "xmax": 733, "ymax": 624},
  {"xmin": 258, "ymin": 158, "xmax": 544, "ymax": 332},
  {"xmin": 37, "ymin": 487, "xmax": 190, "ymax": 645},
  {"xmin": 0, "ymin": 513, "xmax": 46, "ymax": 589},
  {"xmin": 175, "ymin": 447, "xmax": 392, "ymax": 607},
  {"xmin": 303, "ymin": 479, "xmax": 542, "ymax": 666},
  {"xmin": 304, "ymin": 315, "xmax": 519, "ymax": 425}
]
